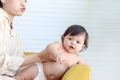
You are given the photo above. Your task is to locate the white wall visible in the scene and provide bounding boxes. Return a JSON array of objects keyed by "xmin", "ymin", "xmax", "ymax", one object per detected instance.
[{"xmin": 14, "ymin": 0, "xmax": 120, "ymax": 80}]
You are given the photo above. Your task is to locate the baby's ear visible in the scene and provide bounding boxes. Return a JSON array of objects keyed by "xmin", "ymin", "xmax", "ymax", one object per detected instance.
[
  {"xmin": 81, "ymin": 45, "xmax": 86, "ymax": 51},
  {"xmin": 61, "ymin": 36, "xmax": 64, "ymax": 42}
]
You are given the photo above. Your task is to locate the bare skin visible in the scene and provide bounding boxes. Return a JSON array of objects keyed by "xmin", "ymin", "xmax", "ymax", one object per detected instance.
[
  {"xmin": 13, "ymin": 31, "xmax": 87, "ymax": 80},
  {"xmin": 43, "ymin": 42, "xmax": 85, "ymax": 80},
  {"xmin": 13, "ymin": 42, "xmax": 85, "ymax": 80}
]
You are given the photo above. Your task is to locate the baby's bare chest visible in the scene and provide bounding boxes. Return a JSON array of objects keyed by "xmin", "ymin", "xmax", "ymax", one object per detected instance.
[{"xmin": 58, "ymin": 53, "xmax": 78, "ymax": 67}]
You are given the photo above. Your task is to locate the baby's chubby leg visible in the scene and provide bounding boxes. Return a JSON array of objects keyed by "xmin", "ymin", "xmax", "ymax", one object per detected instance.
[{"xmin": 13, "ymin": 64, "xmax": 38, "ymax": 80}]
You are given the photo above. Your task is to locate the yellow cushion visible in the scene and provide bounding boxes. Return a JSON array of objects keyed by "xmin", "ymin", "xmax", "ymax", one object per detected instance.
[
  {"xmin": 24, "ymin": 52, "xmax": 36, "ymax": 55},
  {"xmin": 24, "ymin": 52, "xmax": 91, "ymax": 80},
  {"xmin": 62, "ymin": 64, "xmax": 91, "ymax": 80}
]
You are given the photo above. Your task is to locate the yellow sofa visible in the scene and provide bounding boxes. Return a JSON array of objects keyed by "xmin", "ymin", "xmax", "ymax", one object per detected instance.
[{"xmin": 24, "ymin": 52, "xmax": 91, "ymax": 80}]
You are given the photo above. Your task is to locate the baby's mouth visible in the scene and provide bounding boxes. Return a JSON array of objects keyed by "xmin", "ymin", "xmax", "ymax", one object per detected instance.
[{"xmin": 69, "ymin": 46, "xmax": 74, "ymax": 49}]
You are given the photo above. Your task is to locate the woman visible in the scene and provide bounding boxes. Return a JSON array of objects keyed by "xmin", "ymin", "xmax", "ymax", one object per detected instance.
[{"xmin": 0, "ymin": 0, "xmax": 55, "ymax": 79}]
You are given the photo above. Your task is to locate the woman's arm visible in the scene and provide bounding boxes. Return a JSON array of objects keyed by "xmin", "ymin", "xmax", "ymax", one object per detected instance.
[
  {"xmin": 21, "ymin": 42, "xmax": 60, "ymax": 66},
  {"xmin": 21, "ymin": 53, "xmax": 40, "ymax": 67}
]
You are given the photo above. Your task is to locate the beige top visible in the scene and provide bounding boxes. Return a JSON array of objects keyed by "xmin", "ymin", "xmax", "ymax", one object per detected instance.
[{"xmin": 0, "ymin": 8, "xmax": 25, "ymax": 76}]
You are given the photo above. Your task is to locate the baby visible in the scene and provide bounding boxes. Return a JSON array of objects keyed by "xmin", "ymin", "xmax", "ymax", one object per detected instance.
[{"xmin": 13, "ymin": 24, "xmax": 89, "ymax": 80}]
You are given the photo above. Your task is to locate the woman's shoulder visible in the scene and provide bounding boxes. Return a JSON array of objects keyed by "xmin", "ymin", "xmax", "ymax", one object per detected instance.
[
  {"xmin": 0, "ymin": 9, "xmax": 4, "ymax": 21},
  {"xmin": 0, "ymin": 8, "xmax": 9, "ymax": 23},
  {"xmin": 0, "ymin": 8, "xmax": 3, "ymax": 15},
  {"xmin": 0, "ymin": 8, "xmax": 6, "ymax": 18}
]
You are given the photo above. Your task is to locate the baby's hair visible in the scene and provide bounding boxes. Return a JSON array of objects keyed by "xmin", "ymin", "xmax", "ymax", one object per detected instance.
[{"xmin": 61, "ymin": 24, "xmax": 89, "ymax": 49}]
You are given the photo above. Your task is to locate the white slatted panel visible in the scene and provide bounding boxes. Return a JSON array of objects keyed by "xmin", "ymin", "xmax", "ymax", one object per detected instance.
[
  {"xmin": 14, "ymin": 0, "xmax": 88, "ymax": 51},
  {"xmin": 14, "ymin": 0, "xmax": 120, "ymax": 80}
]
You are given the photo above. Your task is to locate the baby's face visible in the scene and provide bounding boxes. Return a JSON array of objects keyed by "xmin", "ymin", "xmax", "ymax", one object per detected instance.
[{"xmin": 62, "ymin": 33, "xmax": 86, "ymax": 53}]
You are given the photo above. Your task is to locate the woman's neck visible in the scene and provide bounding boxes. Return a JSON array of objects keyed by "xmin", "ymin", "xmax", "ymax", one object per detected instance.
[{"xmin": 8, "ymin": 14, "xmax": 14, "ymax": 25}]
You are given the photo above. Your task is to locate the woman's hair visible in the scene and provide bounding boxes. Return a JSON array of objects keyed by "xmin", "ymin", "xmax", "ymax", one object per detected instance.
[
  {"xmin": 0, "ymin": 1, "xmax": 3, "ymax": 8},
  {"xmin": 61, "ymin": 24, "xmax": 89, "ymax": 49}
]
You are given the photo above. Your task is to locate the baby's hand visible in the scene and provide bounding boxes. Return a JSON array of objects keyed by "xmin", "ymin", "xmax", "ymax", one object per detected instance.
[
  {"xmin": 42, "ymin": 42, "xmax": 66, "ymax": 62},
  {"xmin": 56, "ymin": 47, "xmax": 65, "ymax": 63}
]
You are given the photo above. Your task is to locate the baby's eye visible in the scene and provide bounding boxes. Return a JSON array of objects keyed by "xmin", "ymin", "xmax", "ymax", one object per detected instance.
[
  {"xmin": 77, "ymin": 41, "xmax": 81, "ymax": 44},
  {"xmin": 68, "ymin": 37, "xmax": 72, "ymax": 40}
]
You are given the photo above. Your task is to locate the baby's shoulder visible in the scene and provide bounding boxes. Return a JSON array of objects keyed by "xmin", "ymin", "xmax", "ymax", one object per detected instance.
[
  {"xmin": 49, "ymin": 41, "xmax": 61, "ymax": 46},
  {"xmin": 47, "ymin": 41, "xmax": 61, "ymax": 48},
  {"xmin": 53, "ymin": 41, "xmax": 61, "ymax": 44}
]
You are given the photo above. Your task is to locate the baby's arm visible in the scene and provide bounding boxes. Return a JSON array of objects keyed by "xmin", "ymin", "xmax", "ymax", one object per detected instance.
[
  {"xmin": 46, "ymin": 42, "xmax": 63, "ymax": 62},
  {"xmin": 46, "ymin": 42, "xmax": 60, "ymax": 55},
  {"xmin": 32, "ymin": 42, "xmax": 60, "ymax": 63},
  {"xmin": 13, "ymin": 64, "xmax": 38, "ymax": 80}
]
